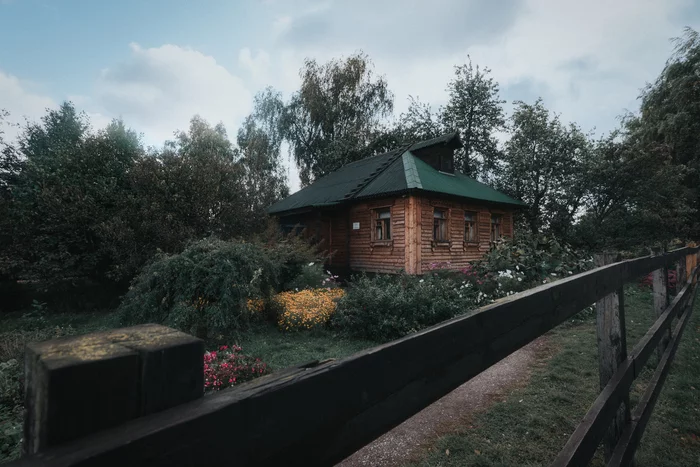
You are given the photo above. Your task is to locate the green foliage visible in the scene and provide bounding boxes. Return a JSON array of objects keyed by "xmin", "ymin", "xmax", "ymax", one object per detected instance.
[
  {"xmin": 282, "ymin": 52, "xmax": 394, "ymax": 186},
  {"xmin": 495, "ymin": 98, "xmax": 592, "ymax": 237},
  {"xmin": 284, "ymin": 262, "xmax": 338, "ymax": 291},
  {"xmin": 237, "ymin": 88, "xmax": 289, "ymax": 231},
  {"xmin": 442, "ymin": 59, "xmax": 506, "ymax": 178},
  {"xmin": 332, "ymin": 274, "xmax": 472, "ymax": 341},
  {"xmin": 118, "ymin": 238, "xmax": 287, "ymax": 338},
  {"xmin": 0, "ymin": 359, "xmax": 21, "ymax": 409},
  {"xmin": 473, "ymin": 230, "xmax": 593, "ymax": 286}
]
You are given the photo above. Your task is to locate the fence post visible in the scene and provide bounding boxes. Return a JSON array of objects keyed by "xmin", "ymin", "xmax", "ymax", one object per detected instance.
[
  {"xmin": 652, "ymin": 252, "xmax": 670, "ymax": 360},
  {"xmin": 594, "ymin": 252, "xmax": 631, "ymax": 463},
  {"xmin": 676, "ymin": 255, "xmax": 686, "ymax": 294},
  {"xmin": 23, "ymin": 324, "xmax": 203, "ymax": 455}
]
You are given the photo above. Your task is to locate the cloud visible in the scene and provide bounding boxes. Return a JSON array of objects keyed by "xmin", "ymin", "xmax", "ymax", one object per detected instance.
[
  {"xmin": 0, "ymin": 71, "xmax": 55, "ymax": 141},
  {"xmin": 276, "ymin": 0, "xmax": 525, "ymax": 60},
  {"xmin": 268, "ymin": 0, "xmax": 696, "ymax": 136},
  {"xmin": 91, "ymin": 43, "xmax": 253, "ymax": 145}
]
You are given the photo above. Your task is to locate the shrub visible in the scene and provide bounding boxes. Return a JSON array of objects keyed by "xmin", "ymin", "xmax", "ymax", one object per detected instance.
[
  {"xmin": 284, "ymin": 263, "xmax": 339, "ymax": 291},
  {"xmin": 473, "ymin": 231, "xmax": 592, "ymax": 288},
  {"xmin": 262, "ymin": 231, "xmax": 323, "ymax": 290},
  {"xmin": 333, "ymin": 274, "xmax": 473, "ymax": 341},
  {"xmin": 0, "ymin": 359, "xmax": 21, "ymax": 409},
  {"xmin": 275, "ymin": 288, "xmax": 345, "ymax": 331},
  {"xmin": 118, "ymin": 238, "xmax": 282, "ymax": 338},
  {"xmin": 203, "ymin": 345, "xmax": 269, "ymax": 392}
]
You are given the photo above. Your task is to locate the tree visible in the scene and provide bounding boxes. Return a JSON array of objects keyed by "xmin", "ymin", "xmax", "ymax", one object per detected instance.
[
  {"xmin": 237, "ymin": 88, "xmax": 289, "ymax": 232},
  {"xmin": 282, "ymin": 53, "xmax": 394, "ymax": 185},
  {"xmin": 574, "ymin": 120, "xmax": 692, "ymax": 249},
  {"xmin": 366, "ymin": 97, "xmax": 445, "ymax": 154},
  {"xmin": 442, "ymin": 59, "xmax": 506, "ymax": 178},
  {"xmin": 497, "ymin": 99, "xmax": 591, "ymax": 236},
  {"xmin": 634, "ymin": 27, "xmax": 700, "ymax": 237},
  {"xmin": 2, "ymin": 103, "xmax": 142, "ymax": 283}
]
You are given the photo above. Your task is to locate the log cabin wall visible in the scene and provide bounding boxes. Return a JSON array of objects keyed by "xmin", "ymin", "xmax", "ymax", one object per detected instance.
[
  {"xmin": 278, "ymin": 195, "xmax": 514, "ymax": 275},
  {"xmin": 277, "ymin": 211, "xmax": 350, "ymax": 269},
  {"xmin": 416, "ymin": 195, "xmax": 514, "ymax": 273},
  {"xmin": 348, "ymin": 196, "xmax": 407, "ymax": 274}
]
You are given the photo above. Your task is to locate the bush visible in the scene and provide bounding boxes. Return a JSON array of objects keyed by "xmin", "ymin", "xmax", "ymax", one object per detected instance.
[
  {"xmin": 275, "ymin": 288, "xmax": 345, "ymax": 331},
  {"xmin": 0, "ymin": 359, "xmax": 21, "ymax": 409},
  {"xmin": 473, "ymin": 231, "xmax": 592, "ymax": 288},
  {"xmin": 203, "ymin": 345, "xmax": 269, "ymax": 392},
  {"xmin": 332, "ymin": 274, "xmax": 473, "ymax": 341},
  {"xmin": 284, "ymin": 262, "xmax": 339, "ymax": 291},
  {"xmin": 118, "ymin": 238, "xmax": 283, "ymax": 338}
]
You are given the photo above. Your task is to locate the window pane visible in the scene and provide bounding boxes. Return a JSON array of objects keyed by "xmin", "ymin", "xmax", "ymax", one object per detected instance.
[
  {"xmin": 383, "ymin": 219, "xmax": 391, "ymax": 239},
  {"xmin": 434, "ymin": 209, "xmax": 446, "ymax": 219},
  {"xmin": 464, "ymin": 212, "xmax": 474, "ymax": 222},
  {"xmin": 378, "ymin": 208, "xmax": 391, "ymax": 219}
]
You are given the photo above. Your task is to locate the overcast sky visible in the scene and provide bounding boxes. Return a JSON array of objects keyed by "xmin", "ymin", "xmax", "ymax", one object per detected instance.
[{"xmin": 1, "ymin": 0, "xmax": 699, "ymax": 192}]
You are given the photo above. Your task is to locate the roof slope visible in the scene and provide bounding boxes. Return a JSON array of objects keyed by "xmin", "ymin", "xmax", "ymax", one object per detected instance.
[{"xmin": 268, "ymin": 136, "xmax": 525, "ymax": 214}]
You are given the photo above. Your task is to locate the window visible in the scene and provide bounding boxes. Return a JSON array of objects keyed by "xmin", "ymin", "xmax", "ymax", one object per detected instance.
[
  {"xmin": 464, "ymin": 211, "xmax": 477, "ymax": 243},
  {"xmin": 491, "ymin": 214, "xmax": 502, "ymax": 242},
  {"xmin": 433, "ymin": 208, "xmax": 448, "ymax": 242},
  {"xmin": 373, "ymin": 208, "xmax": 391, "ymax": 241}
]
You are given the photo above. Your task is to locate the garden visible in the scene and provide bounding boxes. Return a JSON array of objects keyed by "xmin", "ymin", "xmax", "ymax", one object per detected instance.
[{"xmin": 0, "ymin": 231, "xmax": 592, "ymax": 462}]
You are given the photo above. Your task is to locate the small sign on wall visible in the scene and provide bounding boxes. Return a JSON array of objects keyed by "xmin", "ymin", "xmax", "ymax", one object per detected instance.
[{"xmin": 352, "ymin": 222, "xmax": 360, "ymax": 230}]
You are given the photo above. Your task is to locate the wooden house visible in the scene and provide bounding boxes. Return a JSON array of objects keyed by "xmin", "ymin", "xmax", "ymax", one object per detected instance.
[{"xmin": 267, "ymin": 133, "xmax": 525, "ymax": 274}]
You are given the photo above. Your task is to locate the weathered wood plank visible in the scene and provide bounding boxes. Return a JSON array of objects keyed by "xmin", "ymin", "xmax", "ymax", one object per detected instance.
[
  {"xmin": 22, "ymin": 325, "xmax": 203, "ymax": 456},
  {"xmin": 594, "ymin": 253, "xmax": 630, "ymax": 462},
  {"xmin": 652, "ymin": 263, "xmax": 670, "ymax": 358},
  {"xmin": 607, "ymin": 285, "xmax": 697, "ymax": 467},
  {"xmin": 12, "ymin": 248, "xmax": 700, "ymax": 467}
]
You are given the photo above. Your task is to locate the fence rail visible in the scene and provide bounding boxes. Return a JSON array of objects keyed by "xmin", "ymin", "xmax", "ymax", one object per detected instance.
[{"xmin": 8, "ymin": 246, "xmax": 700, "ymax": 467}]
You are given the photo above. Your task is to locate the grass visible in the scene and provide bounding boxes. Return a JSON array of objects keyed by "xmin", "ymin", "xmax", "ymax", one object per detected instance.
[
  {"xmin": 412, "ymin": 285, "xmax": 700, "ymax": 467},
  {"xmin": 235, "ymin": 324, "xmax": 374, "ymax": 371}
]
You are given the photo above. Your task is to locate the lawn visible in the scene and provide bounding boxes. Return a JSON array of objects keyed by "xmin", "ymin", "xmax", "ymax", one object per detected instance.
[{"xmin": 412, "ymin": 284, "xmax": 700, "ymax": 467}]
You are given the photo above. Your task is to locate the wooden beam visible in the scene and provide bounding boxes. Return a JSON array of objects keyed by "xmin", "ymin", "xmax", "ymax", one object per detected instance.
[
  {"xmin": 652, "ymin": 261, "xmax": 670, "ymax": 359},
  {"xmin": 594, "ymin": 253, "xmax": 630, "ymax": 462},
  {"xmin": 676, "ymin": 256, "xmax": 686, "ymax": 294},
  {"xmin": 12, "ymin": 248, "xmax": 700, "ymax": 467},
  {"xmin": 405, "ymin": 196, "xmax": 417, "ymax": 274},
  {"xmin": 23, "ymin": 325, "xmax": 203, "ymax": 456}
]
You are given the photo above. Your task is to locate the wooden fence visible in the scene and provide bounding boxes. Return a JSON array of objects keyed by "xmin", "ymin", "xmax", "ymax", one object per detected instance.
[{"xmin": 8, "ymin": 247, "xmax": 700, "ymax": 467}]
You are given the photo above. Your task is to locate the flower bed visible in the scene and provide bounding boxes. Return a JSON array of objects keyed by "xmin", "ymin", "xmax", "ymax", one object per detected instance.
[
  {"xmin": 203, "ymin": 345, "xmax": 269, "ymax": 392},
  {"xmin": 275, "ymin": 288, "xmax": 345, "ymax": 331}
]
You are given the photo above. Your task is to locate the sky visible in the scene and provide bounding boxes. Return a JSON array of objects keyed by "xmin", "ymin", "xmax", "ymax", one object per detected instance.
[{"xmin": 1, "ymin": 0, "xmax": 699, "ymax": 193}]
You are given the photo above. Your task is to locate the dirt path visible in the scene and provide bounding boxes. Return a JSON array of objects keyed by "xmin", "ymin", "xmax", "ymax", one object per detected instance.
[{"xmin": 337, "ymin": 336, "xmax": 550, "ymax": 467}]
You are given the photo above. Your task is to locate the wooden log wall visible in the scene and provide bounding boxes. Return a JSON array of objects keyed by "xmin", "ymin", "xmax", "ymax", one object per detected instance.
[
  {"xmin": 348, "ymin": 196, "xmax": 407, "ymax": 273},
  {"xmin": 418, "ymin": 195, "xmax": 514, "ymax": 272}
]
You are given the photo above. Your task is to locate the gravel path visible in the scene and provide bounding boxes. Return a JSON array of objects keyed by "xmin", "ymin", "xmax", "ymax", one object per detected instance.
[{"xmin": 337, "ymin": 336, "xmax": 550, "ymax": 467}]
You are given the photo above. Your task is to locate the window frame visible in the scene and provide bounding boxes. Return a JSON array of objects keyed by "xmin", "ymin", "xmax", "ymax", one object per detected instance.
[
  {"xmin": 371, "ymin": 206, "xmax": 392, "ymax": 245},
  {"xmin": 490, "ymin": 213, "xmax": 503, "ymax": 242},
  {"xmin": 464, "ymin": 210, "xmax": 478, "ymax": 244},
  {"xmin": 432, "ymin": 208, "xmax": 450, "ymax": 245}
]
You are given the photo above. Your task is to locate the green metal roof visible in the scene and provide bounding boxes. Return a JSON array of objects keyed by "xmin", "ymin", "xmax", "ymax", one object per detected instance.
[{"xmin": 267, "ymin": 134, "xmax": 525, "ymax": 215}]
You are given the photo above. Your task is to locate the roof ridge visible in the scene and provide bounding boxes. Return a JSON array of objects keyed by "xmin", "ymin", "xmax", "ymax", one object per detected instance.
[
  {"xmin": 401, "ymin": 151, "xmax": 423, "ymax": 189},
  {"xmin": 342, "ymin": 145, "xmax": 411, "ymax": 200}
]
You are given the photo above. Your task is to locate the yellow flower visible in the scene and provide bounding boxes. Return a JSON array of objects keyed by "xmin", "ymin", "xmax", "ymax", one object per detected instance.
[{"xmin": 274, "ymin": 288, "xmax": 345, "ymax": 331}]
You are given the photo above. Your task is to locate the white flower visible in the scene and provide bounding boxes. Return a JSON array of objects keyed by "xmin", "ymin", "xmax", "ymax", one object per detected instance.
[
  {"xmin": 568, "ymin": 271, "xmax": 573, "ymax": 275},
  {"xmin": 551, "ymin": 273, "xmax": 557, "ymax": 276},
  {"xmin": 419, "ymin": 279, "xmax": 424, "ymax": 283},
  {"xmin": 517, "ymin": 277, "xmax": 522, "ymax": 282}
]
